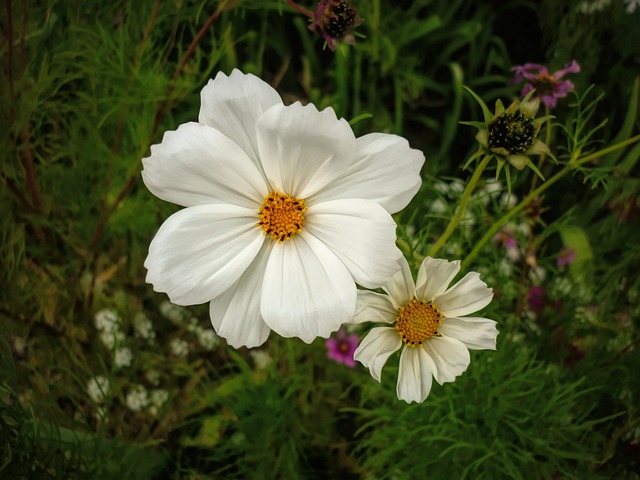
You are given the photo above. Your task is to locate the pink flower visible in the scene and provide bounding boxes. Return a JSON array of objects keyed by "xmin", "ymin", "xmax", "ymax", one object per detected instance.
[
  {"xmin": 309, "ymin": 0, "xmax": 363, "ymax": 51},
  {"xmin": 511, "ymin": 60, "xmax": 580, "ymax": 108},
  {"xmin": 556, "ymin": 247, "xmax": 576, "ymax": 267},
  {"xmin": 326, "ymin": 328, "xmax": 359, "ymax": 367}
]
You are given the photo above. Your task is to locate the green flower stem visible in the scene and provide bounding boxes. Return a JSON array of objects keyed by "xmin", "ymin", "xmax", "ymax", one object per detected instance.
[
  {"xmin": 530, "ymin": 105, "xmax": 552, "ymax": 192},
  {"xmin": 461, "ymin": 134, "xmax": 640, "ymax": 269},
  {"xmin": 428, "ymin": 154, "xmax": 492, "ymax": 258}
]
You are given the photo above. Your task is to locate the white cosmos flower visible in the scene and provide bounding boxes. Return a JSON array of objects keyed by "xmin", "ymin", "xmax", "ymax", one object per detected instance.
[
  {"xmin": 353, "ymin": 256, "xmax": 498, "ymax": 403},
  {"xmin": 142, "ymin": 69, "xmax": 424, "ymax": 348}
]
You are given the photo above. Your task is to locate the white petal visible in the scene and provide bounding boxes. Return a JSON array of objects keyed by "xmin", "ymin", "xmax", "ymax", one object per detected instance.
[
  {"xmin": 145, "ymin": 204, "xmax": 264, "ymax": 305},
  {"xmin": 382, "ymin": 256, "xmax": 415, "ymax": 309},
  {"xmin": 209, "ymin": 243, "xmax": 273, "ymax": 349},
  {"xmin": 424, "ymin": 336, "xmax": 470, "ymax": 385},
  {"xmin": 260, "ymin": 233, "xmax": 356, "ymax": 343},
  {"xmin": 432, "ymin": 272, "xmax": 493, "ymax": 318},
  {"xmin": 256, "ymin": 102, "xmax": 356, "ymax": 198},
  {"xmin": 353, "ymin": 327, "xmax": 402, "ymax": 381},
  {"xmin": 305, "ymin": 199, "xmax": 402, "ymax": 288},
  {"xmin": 439, "ymin": 316, "xmax": 499, "ymax": 350},
  {"xmin": 199, "ymin": 69, "xmax": 282, "ymax": 171},
  {"xmin": 308, "ymin": 133, "xmax": 425, "ymax": 213},
  {"xmin": 396, "ymin": 347, "xmax": 435, "ymax": 403},
  {"xmin": 415, "ymin": 257, "xmax": 461, "ymax": 301},
  {"xmin": 351, "ymin": 291, "xmax": 397, "ymax": 325},
  {"xmin": 142, "ymin": 122, "xmax": 268, "ymax": 208}
]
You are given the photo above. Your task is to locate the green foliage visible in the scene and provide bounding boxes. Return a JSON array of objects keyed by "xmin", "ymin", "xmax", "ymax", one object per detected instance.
[
  {"xmin": 2, "ymin": 0, "xmax": 639, "ymax": 478},
  {"xmin": 351, "ymin": 341, "xmax": 612, "ymax": 479}
]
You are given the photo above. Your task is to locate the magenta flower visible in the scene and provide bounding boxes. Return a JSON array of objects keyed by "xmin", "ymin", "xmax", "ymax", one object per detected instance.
[
  {"xmin": 511, "ymin": 60, "xmax": 580, "ymax": 108},
  {"xmin": 493, "ymin": 227, "xmax": 517, "ymax": 250},
  {"xmin": 309, "ymin": 0, "xmax": 363, "ymax": 51},
  {"xmin": 527, "ymin": 286, "xmax": 546, "ymax": 313},
  {"xmin": 556, "ymin": 247, "xmax": 577, "ymax": 267},
  {"xmin": 326, "ymin": 328, "xmax": 359, "ymax": 367}
]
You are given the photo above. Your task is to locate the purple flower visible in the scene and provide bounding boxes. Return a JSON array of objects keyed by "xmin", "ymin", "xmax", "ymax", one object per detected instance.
[
  {"xmin": 556, "ymin": 247, "xmax": 577, "ymax": 267},
  {"xmin": 511, "ymin": 60, "xmax": 580, "ymax": 108},
  {"xmin": 326, "ymin": 328, "xmax": 359, "ymax": 367},
  {"xmin": 528, "ymin": 286, "xmax": 546, "ymax": 312},
  {"xmin": 309, "ymin": 0, "xmax": 363, "ymax": 51}
]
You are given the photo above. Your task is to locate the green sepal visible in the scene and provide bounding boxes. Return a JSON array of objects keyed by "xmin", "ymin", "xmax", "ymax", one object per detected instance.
[{"xmin": 463, "ymin": 85, "xmax": 493, "ymax": 123}]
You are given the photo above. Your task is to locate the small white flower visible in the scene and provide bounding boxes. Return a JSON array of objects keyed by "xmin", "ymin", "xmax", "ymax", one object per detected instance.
[
  {"xmin": 448, "ymin": 180, "xmax": 465, "ymax": 195},
  {"xmin": 133, "ymin": 312, "xmax": 155, "ymax": 341},
  {"xmin": 159, "ymin": 301, "xmax": 190, "ymax": 325},
  {"xmin": 149, "ymin": 389, "xmax": 169, "ymax": 414},
  {"xmin": 499, "ymin": 192, "xmax": 518, "ymax": 209},
  {"xmin": 114, "ymin": 347, "xmax": 133, "ymax": 368},
  {"xmin": 249, "ymin": 350, "xmax": 272, "ymax": 370},
  {"xmin": 87, "ymin": 376, "xmax": 110, "ymax": 403},
  {"xmin": 353, "ymin": 257, "xmax": 498, "ymax": 403},
  {"xmin": 99, "ymin": 329, "xmax": 125, "ymax": 351},
  {"xmin": 626, "ymin": 0, "xmax": 640, "ymax": 13},
  {"xmin": 126, "ymin": 386, "xmax": 149, "ymax": 412},
  {"xmin": 94, "ymin": 309, "xmax": 120, "ymax": 334},
  {"xmin": 142, "ymin": 69, "xmax": 424, "ymax": 348},
  {"xmin": 169, "ymin": 337, "xmax": 190, "ymax": 357},
  {"xmin": 197, "ymin": 328, "xmax": 221, "ymax": 351},
  {"xmin": 429, "ymin": 197, "xmax": 448, "ymax": 215}
]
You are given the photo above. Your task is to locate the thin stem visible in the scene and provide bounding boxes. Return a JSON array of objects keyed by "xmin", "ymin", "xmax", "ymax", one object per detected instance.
[
  {"xmin": 461, "ymin": 134, "xmax": 640, "ymax": 269},
  {"xmin": 286, "ymin": 0, "xmax": 314, "ymax": 18},
  {"xmin": 428, "ymin": 154, "xmax": 492, "ymax": 258},
  {"xmin": 530, "ymin": 105, "xmax": 551, "ymax": 192}
]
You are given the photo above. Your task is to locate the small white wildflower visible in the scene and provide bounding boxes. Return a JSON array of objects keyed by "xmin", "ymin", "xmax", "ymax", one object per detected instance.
[
  {"xmin": 197, "ymin": 328, "xmax": 221, "ymax": 351},
  {"xmin": 433, "ymin": 181, "xmax": 449, "ymax": 195},
  {"xmin": 485, "ymin": 179, "xmax": 503, "ymax": 196},
  {"xmin": 625, "ymin": 0, "xmax": 640, "ymax": 13},
  {"xmin": 429, "ymin": 197, "xmax": 448, "ymax": 215},
  {"xmin": 87, "ymin": 376, "xmax": 110, "ymax": 403},
  {"xmin": 449, "ymin": 180, "xmax": 465, "ymax": 195},
  {"xmin": 499, "ymin": 257, "xmax": 513, "ymax": 276},
  {"xmin": 114, "ymin": 347, "xmax": 133, "ymax": 368},
  {"xmin": 94, "ymin": 309, "xmax": 120, "ymax": 334},
  {"xmin": 151, "ymin": 389, "xmax": 169, "ymax": 407},
  {"xmin": 159, "ymin": 301, "xmax": 190, "ymax": 325},
  {"xmin": 249, "ymin": 350, "xmax": 272, "ymax": 370},
  {"xmin": 186, "ymin": 316, "xmax": 199, "ymax": 333},
  {"xmin": 125, "ymin": 386, "xmax": 149, "ymax": 412},
  {"xmin": 133, "ymin": 312, "xmax": 155, "ymax": 342},
  {"xmin": 499, "ymin": 192, "xmax": 518, "ymax": 209},
  {"xmin": 170, "ymin": 337, "xmax": 190, "ymax": 357},
  {"xmin": 99, "ymin": 329, "xmax": 125, "ymax": 351},
  {"xmin": 528, "ymin": 264, "xmax": 546, "ymax": 282}
]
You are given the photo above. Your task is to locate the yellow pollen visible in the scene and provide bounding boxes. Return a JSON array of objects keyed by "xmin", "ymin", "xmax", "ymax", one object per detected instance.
[
  {"xmin": 257, "ymin": 191, "xmax": 307, "ymax": 243},
  {"xmin": 394, "ymin": 298, "xmax": 444, "ymax": 348}
]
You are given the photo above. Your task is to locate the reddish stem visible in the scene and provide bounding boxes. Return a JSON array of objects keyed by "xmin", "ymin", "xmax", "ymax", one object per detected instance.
[{"xmin": 286, "ymin": 0, "xmax": 314, "ymax": 18}]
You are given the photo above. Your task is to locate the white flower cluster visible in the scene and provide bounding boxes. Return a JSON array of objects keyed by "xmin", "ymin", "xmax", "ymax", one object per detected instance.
[
  {"xmin": 125, "ymin": 385, "xmax": 169, "ymax": 415},
  {"xmin": 87, "ymin": 375, "xmax": 110, "ymax": 403},
  {"xmin": 94, "ymin": 309, "xmax": 134, "ymax": 369},
  {"xmin": 625, "ymin": 0, "xmax": 640, "ymax": 13},
  {"xmin": 133, "ymin": 312, "xmax": 155, "ymax": 342}
]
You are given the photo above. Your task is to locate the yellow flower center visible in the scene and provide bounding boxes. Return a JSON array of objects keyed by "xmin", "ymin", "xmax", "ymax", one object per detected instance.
[
  {"xmin": 394, "ymin": 298, "xmax": 444, "ymax": 348},
  {"xmin": 257, "ymin": 192, "xmax": 307, "ymax": 243}
]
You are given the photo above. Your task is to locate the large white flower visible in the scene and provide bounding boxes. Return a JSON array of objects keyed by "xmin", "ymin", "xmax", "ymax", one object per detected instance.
[
  {"xmin": 142, "ymin": 69, "xmax": 424, "ymax": 349},
  {"xmin": 353, "ymin": 256, "xmax": 498, "ymax": 403}
]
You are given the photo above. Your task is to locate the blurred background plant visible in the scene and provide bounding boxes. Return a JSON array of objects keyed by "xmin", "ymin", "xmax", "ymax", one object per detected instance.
[{"xmin": 1, "ymin": 0, "xmax": 639, "ymax": 478}]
